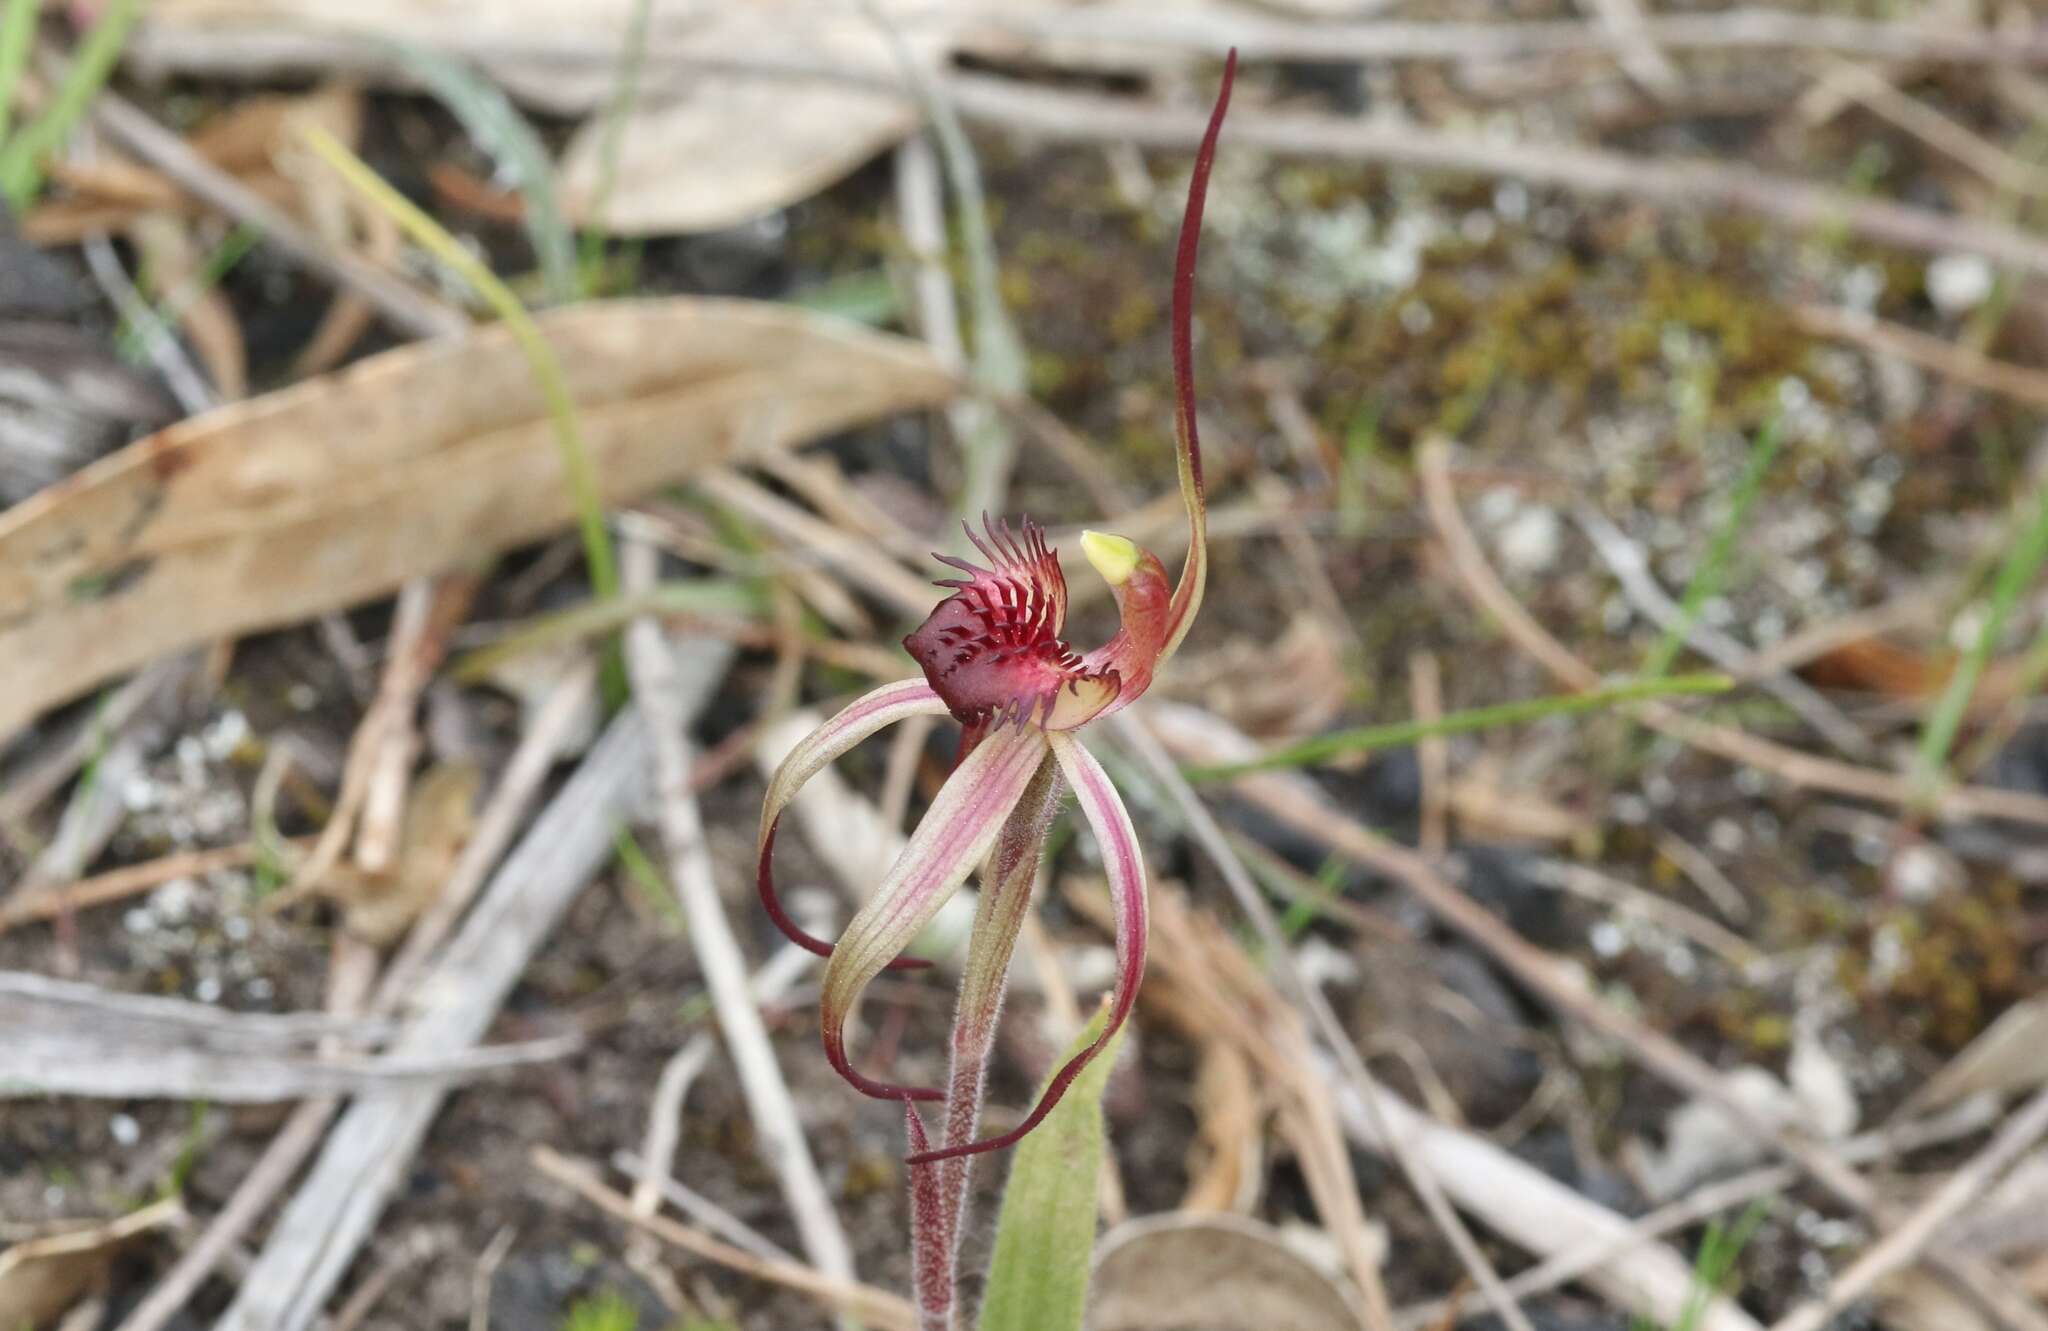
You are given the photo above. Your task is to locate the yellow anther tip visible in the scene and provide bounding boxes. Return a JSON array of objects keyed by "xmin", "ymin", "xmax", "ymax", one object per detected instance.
[{"xmin": 1079, "ymin": 530, "xmax": 1141, "ymax": 586}]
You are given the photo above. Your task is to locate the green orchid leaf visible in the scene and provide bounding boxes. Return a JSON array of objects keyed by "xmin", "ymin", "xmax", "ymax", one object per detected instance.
[{"xmin": 980, "ymin": 1005, "xmax": 1123, "ymax": 1331}]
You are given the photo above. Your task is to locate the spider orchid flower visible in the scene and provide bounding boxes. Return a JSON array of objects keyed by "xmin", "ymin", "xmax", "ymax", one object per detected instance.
[{"xmin": 757, "ymin": 54, "xmax": 1235, "ymax": 1169}]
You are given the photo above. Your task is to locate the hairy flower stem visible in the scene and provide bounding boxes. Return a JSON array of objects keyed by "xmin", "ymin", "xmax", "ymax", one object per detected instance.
[
  {"xmin": 905, "ymin": 1106, "xmax": 953, "ymax": 1331},
  {"xmin": 907, "ymin": 752, "xmax": 1064, "ymax": 1328}
]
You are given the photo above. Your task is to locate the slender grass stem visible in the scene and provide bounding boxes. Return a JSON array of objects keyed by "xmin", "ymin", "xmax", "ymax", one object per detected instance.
[
  {"xmin": 297, "ymin": 126, "xmax": 620, "ymax": 614},
  {"xmin": 1186, "ymin": 674, "xmax": 1732, "ymax": 780},
  {"xmin": 1911, "ymin": 482, "xmax": 2048, "ymax": 803},
  {"xmin": 1641, "ymin": 407, "xmax": 1786, "ymax": 679}
]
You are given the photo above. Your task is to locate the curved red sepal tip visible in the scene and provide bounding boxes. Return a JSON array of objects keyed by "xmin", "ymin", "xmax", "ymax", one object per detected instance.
[
  {"xmin": 824, "ymin": 1026, "xmax": 943, "ymax": 1104},
  {"xmin": 903, "ymin": 980, "xmax": 1138, "ymax": 1166},
  {"xmin": 1170, "ymin": 47, "xmax": 1235, "ymax": 500},
  {"xmin": 757, "ymin": 818, "xmax": 933, "ymax": 972}
]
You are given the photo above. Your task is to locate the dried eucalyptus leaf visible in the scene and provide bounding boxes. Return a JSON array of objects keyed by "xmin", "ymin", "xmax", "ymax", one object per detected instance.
[{"xmin": 0, "ymin": 298, "xmax": 953, "ymax": 737}]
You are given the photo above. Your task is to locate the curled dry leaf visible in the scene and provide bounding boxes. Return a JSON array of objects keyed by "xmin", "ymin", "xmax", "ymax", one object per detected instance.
[
  {"xmin": 320, "ymin": 760, "xmax": 480, "ymax": 945},
  {"xmin": 1087, "ymin": 1213, "xmax": 1365, "ymax": 1331},
  {"xmin": 0, "ymin": 298, "xmax": 954, "ymax": 738},
  {"xmin": 0, "ymin": 1197, "xmax": 183, "ymax": 1331}
]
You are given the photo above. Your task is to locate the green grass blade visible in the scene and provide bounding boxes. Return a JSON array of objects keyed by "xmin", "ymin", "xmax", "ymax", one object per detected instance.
[
  {"xmin": 1187, "ymin": 674, "xmax": 1732, "ymax": 780},
  {"xmin": 0, "ymin": 0, "xmax": 43, "ymax": 145},
  {"xmin": 0, "ymin": 0, "xmax": 139, "ymax": 209},
  {"xmin": 1641, "ymin": 407, "xmax": 1786, "ymax": 678},
  {"xmin": 298, "ymin": 124, "xmax": 618, "ymax": 613},
  {"xmin": 382, "ymin": 42, "xmax": 580, "ymax": 306},
  {"xmin": 1911, "ymin": 481, "xmax": 2048, "ymax": 802},
  {"xmin": 576, "ymin": 0, "xmax": 652, "ymax": 285},
  {"xmin": 980, "ymin": 1006, "xmax": 1121, "ymax": 1331}
]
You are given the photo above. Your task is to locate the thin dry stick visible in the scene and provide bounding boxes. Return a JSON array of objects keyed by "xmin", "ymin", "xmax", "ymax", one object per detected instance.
[
  {"xmin": 1651, "ymin": 828, "xmax": 1750, "ymax": 923},
  {"xmin": 87, "ymin": 88, "xmax": 465, "ymax": 339},
  {"xmin": 1411, "ymin": 651, "xmax": 1450, "ymax": 858},
  {"xmin": 1772, "ymin": 1084, "xmax": 2048, "ymax": 1331},
  {"xmin": 615, "ymin": 939, "xmax": 822, "ymax": 1267},
  {"xmin": 469, "ymin": 1225, "xmax": 517, "ymax": 1331},
  {"xmin": 956, "ymin": 6, "xmax": 2048, "ymax": 67},
  {"xmin": 0, "ymin": 657, "xmax": 190, "ymax": 826},
  {"xmin": 1417, "ymin": 440, "xmax": 2048, "ymax": 829},
  {"xmin": 0, "ymin": 840, "xmax": 311, "ymax": 934},
  {"xmin": 625, "ymin": 1037, "xmax": 711, "ymax": 1315},
  {"xmin": 1578, "ymin": 0, "xmax": 1680, "ymax": 96},
  {"xmin": 1397, "ymin": 1095, "xmax": 1997, "ymax": 1326},
  {"xmin": 694, "ymin": 467, "xmax": 934, "ymax": 615},
  {"xmin": 615, "ymin": 1152, "xmax": 800, "ymax": 1265},
  {"xmin": 118, "ymin": 664, "xmax": 595, "ymax": 1331},
  {"xmin": 115, "ymin": 934, "xmax": 377, "ymax": 1331},
  {"xmin": 371, "ymin": 658, "xmax": 598, "ymax": 1013},
  {"xmin": 1112, "ymin": 712, "xmax": 1505, "ymax": 1331},
  {"xmin": 1148, "ymin": 703, "xmax": 2048, "ymax": 1331},
  {"xmin": 942, "ymin": 73, "xmax": 2048, "ymax": 278},
  {"xmin": 1795, "ymin": 303, "xmax": 2048, "ymax": 413},
  {"xmin": 532, "ymin": 1147, "xmax": 917, "ymax": 1331},
  {"xmin": 1573, "ymin": 505, "xmax": 1875, "ymax": 761},
  {"xmin": 620, "ymin": 539, "xmax": 859, "ymax": 1309},
  {"xmin": 1528, "ymin": 859, "xmax": 1763, "ymax": 971},
  {"xmin": 1821, "ymin": 57, "xmax": 2048, "ymax": 199}
]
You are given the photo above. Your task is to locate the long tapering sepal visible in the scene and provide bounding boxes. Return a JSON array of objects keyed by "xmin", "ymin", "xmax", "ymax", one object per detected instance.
[
  {"xmin": 1160, "ymin": 49, "xmax": 1235, "ymax": 666},
  {"xmin": 907, "ymin": 730, "xmax": 1145, "ymax": 1164},
  {"xmin": 821, "ymin": 723, "xmax": 1051, "ymax": 1103},
  {"xmin": 757, "ymin": 677, "xmax": 952, "ymax": 968}
]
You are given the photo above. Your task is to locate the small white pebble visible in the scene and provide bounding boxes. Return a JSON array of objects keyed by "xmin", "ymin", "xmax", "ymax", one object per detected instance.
[
  {"xmin": 1496, "ymin": 504, "xmax": 1563, "ymax": 576},
  {"xmin": 244, "ymin": 977, "xmax": 275, "ymax": 1002},
  {"xmin": 224, "ymin": 915, "xmax": 251, "ymax": 942},
  {"xmin": 194, "ymin": 975, "xmax": 223, "ymax": 1004},
  {"xmin": 110, "ymin": 1113, "xmax": 141, "ymax": 1147},
  {"xmin": 1590, "ymin": 921, "xmax": 1627, "ymax": 958},
  {"xmin": 1709, "ymin": 817, "xmax": 1744, "ymax": 854},
  {"xmin": 288, "ymin": 683, "xmax": 319, "ymax": 711},
  {"xmin": 1889, "ymin": 843, "xmax": 1960, "ymax": 903},
  {"xmin": 203, "ymin": 709, "xmax": 249, "ymax": 759},
  {"xmin": 151, "ymin": 878, "xmax": 198, "ymax": 926},
  {"xmin": 124, "ymin": 908, "xmax": 155, "ymax": 935},
  {"xmin": 1841, "ymin": 263, "xmax": 1885, "ymax": 315},
  {"xmin": 1927, "ymin": 253, "xmax": 1994, "ymax": 316},
  {"xmin": 1493, "ymin": 180, "xmax": 1529, "ymax": 222},
  {"xmin": 1949, "ymin": 601, "xmax": 1990, "ymax": 653}
]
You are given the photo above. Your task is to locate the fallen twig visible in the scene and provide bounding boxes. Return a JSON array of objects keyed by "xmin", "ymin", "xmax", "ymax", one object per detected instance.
[
  {"xmin": 1418, "ymin": 440, "xmax": 2048, "ymax": 829},
  {"xmin": 213, "ymin": 652, "xmax": 726, "ymax": 1331},
  {"xmin": 1772, "ymin": 1084, "xmax": 2048, "ymax": 1331},
  {"xmin": 1573, "ymin": 505, "xmax": 1876, "ymax": 762},
  {"xmin": 620, "ymin": 539, "xmax": 860, "ymax": 1303},
  {"xmin": 532, "ymin": 1146, "xmax": 917, "ymax": 1331},
  {"xmin": 86, "ymin": 86, "xmax": 465, "ymax": 339}
]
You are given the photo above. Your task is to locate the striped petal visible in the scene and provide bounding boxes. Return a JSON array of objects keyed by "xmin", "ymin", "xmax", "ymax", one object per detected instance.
[
  {"xmin": 757, "ymin": 678, "xmax": 951, "ymax": 967},
  {"xmin": 907, "ymin": 729, "xmax": 1146, "ymax": 1163},
  {"xmin": 821, "ymin": 722, "xmax": 1051, "ymax": 1102}
]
